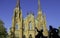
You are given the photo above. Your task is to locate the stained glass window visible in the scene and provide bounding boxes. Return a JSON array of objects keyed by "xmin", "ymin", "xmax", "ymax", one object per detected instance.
[
  {"xmin": 15, "ymin": 24, "xmax": 18, "ymax": 30},
  {"xmin": 29, "ymin": 22, "xmax": 32, "ymax": 30}
]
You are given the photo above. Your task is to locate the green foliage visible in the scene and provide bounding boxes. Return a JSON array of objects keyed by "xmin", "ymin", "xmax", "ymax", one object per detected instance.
[{"xmin": 0, "ymin": 20, "xmax": 8, "ymax": 38}]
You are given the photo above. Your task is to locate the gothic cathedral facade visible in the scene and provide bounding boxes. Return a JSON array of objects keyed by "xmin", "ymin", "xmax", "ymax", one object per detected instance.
[{"xmin": 10, "ymin": 0, "xmax": 48, "ymax": 38}]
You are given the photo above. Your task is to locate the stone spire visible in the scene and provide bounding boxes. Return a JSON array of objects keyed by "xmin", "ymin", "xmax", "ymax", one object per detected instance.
[
  {"xmin": 37, "ymin": 0, "xmax": 43, "ymax": 30},
  {"xmin": 16, "ymin": 0, "xmax": 20, "ymax": 8},
  {"xmin": 38, "ymin": 0, "xmax": 41, "ymax": 11},
  {"xmin": 43, "ymin": 13, "xmax": 48, "ymax": 36}
]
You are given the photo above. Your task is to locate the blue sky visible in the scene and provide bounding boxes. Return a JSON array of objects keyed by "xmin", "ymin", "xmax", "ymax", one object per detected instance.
[{"xmin": 0, "ymin": 0, "xmax": 60, "ymax": 32}]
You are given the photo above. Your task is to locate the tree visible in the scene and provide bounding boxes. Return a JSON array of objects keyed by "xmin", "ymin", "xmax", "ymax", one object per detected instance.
[{"xmin": 0, "ymin": 20, "xmax": 7, "ymax": 38}]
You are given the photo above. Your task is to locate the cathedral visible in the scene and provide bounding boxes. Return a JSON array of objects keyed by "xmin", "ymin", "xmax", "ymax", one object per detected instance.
[{"xmin": 9, "ymin": 0, "xmax": 48, "ymax": 38}]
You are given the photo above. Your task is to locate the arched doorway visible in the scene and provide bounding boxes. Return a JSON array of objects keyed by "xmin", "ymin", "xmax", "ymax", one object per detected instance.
[{"xmin": 29, "ymin": 34, "xmax": 32, "ymax": 38}]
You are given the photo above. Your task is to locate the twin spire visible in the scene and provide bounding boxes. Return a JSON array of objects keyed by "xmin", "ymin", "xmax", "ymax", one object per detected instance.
[{"xmin": 16, "ymin": 0, "xmax": 41, "ymax": 12}]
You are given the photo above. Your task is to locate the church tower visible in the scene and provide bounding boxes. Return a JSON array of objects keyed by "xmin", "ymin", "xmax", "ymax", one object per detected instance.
[
  {"xmin": 37, "ymin": 0, "xmax": 43, "ymax": 30},
  {"xmin": 11, "ymin": 0, "xmax": 23, "ymax": 38},
  {"xmin": 42, "ymin": 13, "xmax": 48, "ymax": 37},
  {"xmin": 37, "ymin": 0, "xmax": 48, "ymax": 37}
]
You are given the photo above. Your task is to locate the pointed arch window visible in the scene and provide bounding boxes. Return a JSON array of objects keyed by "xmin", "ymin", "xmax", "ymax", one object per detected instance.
[
  {"xmin": 15, "ymin": 12, "xmax": 17, "ymax": 17},
  {"xmin": 15, "ymin": 9, "xmax": 18, "ymax": 17},
  {"xmin": 29, "ymin": 22, "xmax": 32, "ymax": 30},
  {"xmin": 23, "ymin": 24, "xmax": 25, "ymax": 31},
  {"xmin": 15, "ymin": 23, "xmax": 18, "ymax": 30}
]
